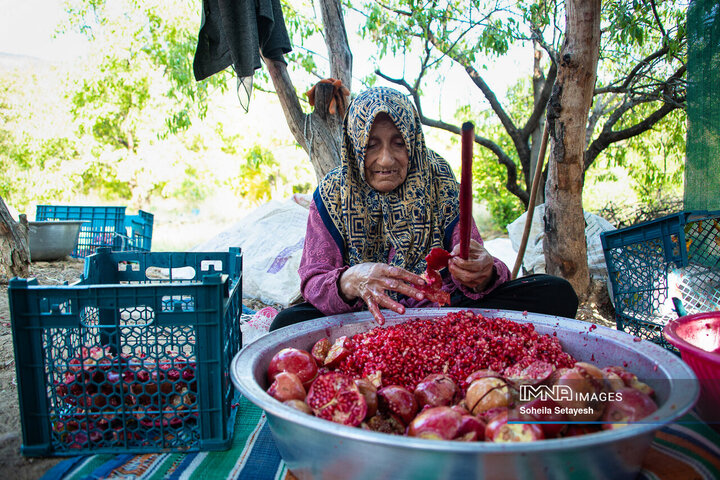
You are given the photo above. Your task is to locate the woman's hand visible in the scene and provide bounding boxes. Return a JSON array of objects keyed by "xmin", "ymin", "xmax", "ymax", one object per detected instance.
[
  {"xmin": 448, "ymin": 240, "xmax": 496, "ymax": 292},
  {"xmin": 339, "ymin": 263, "xmax": 426, "ymax": 325}
]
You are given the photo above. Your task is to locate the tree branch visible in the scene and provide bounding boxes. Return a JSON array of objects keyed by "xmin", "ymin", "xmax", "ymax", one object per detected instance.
[
  {"xmin": 375, "ymin": 69, "xmax": 527, "ymax": 204},
  {"xmin": 585, "ymin": 97, "xmax": 682, "ymax": 170},
  {"xmin": 522, "ymin": 60, "xmax": 557, "ymax": 137},
  {"xmin": 594, "ymin": 44, "xmax": 671, "ymax": 94},
  {"xmin": 319, "ymin": 0, "xmax": 353, "ymax": 89}
]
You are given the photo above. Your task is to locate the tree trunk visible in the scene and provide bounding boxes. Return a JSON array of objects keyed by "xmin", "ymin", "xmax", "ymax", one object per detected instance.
[
  {"xmin": 544, "ymin": 0, "xmax": 600, "ymax": 296},
  {"xmin": 0, "ymin": 196, "xmax": 30, "ymax": 282},
  {"xmin": 265, "ymin": 0, "xmax": 352, "ymax": 182}
]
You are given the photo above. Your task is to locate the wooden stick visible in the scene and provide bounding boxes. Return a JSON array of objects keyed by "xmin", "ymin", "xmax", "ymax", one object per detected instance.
[
  {"xmin": 459, "ymin": 122, "xmax": 474, "ymax": 260},
  {"xmin": 511, "ymin": 122, "xmax": 549, "ymax": 279}
]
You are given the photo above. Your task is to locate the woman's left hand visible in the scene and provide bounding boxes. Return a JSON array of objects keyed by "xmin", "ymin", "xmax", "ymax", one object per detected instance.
[{"xmin": 448, "ymin": 239, "xmax": 495, "ymax": 292}]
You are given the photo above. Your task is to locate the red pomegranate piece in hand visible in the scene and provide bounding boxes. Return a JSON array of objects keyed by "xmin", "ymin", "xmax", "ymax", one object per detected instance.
[
  {"xmin": 425, "ymin": 248, "xmax": 452, "ymax": 271},
  {"xmin": 414, "ymin": 248, "xmax": 452, "ymax": 306},
  {"xmin": 305, "ymin": 372, "xmax": 367, "ymax": 427},
  {"xmin": 267, "ymin": 347, "xmax": 318, "ymax": 388}
]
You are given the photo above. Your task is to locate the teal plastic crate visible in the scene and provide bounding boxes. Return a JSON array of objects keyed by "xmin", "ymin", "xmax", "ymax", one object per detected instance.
[
  {"xmin": 8, "ymin": 248, "xmax": 243, "ymax": 456},
  {"xmin": 36, "ymin": 205, "xmax": 154, "ymax": 257},
  {"xmin": 125, "ymin": 210, "xmax": 154, "ymax": 252},
  {"xmin": 601, "ymin": 210, "xmax": 720, "ymax": 351}
]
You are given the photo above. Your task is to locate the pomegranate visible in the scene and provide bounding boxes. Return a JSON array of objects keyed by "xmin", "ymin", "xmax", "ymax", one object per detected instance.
[
  {"xmin": 465, "ymin": 377, "xmax": 511, "ymax": 415},
  {"xmin": 425, "ymin": 247, "xmax": 452, "ymax": 270},
  {"xmin": 305, "ymin": 372, "xmax": 367, "ymax": 427},
  {"xmin": 504, "ymin": 360, "xmax": 554, "ymax": 386},
  {"xmin": 602, "ymin": 366, "xmax": 654, "ymax": 396},
  {"xmin": 283, "ymin": 399, "xmax": 313, "ymax": 415},
  {"xmin": 464, "ymin": 369, "xmax": 503, "ymax": 386},
  {"xmin": 414, "ymin": 373, "xmax": 459, "ymax": 408},
  {"xmin": 354, "ymin": 377, "xmax": 378, "ymax": 418},
  {"xmin": 518, "ymin": 397, "xmax": 567, "ymax": 437},
  {"xmin": 377, "ymin": 385, "xmax": 419, "ymax": 426},
  {"xmin": 554, "ymin": 367, "xmax": 605, "ymax": 421},
  {"xmin": 311, "ymin": 338, "xmax": 331, "ymax": 366},
  {"xmin": 363, "ymin": 414, "xmax": 405, "ymax": 435},
  {"xmin": 407, "ymin": 406, "xmax": 463, "ymax": 440},
  {"xmin": 324, "ymin": 336, "xmax": 351, "ymax": 368},
  {"xmin": 601, "ymin": 387, "xmax": 658, "ymax": 430},
  {"xmin": 267, "ymin": 372, "xmax": 306, "ymax": 402},
  {"xmin": 456, "ymin": 414, "xmax": 486, "ymax": 441},
  {"xmin": 485, "ymin": 410, "xmax": 544, "ymax": 443},
  {"xmin": 267, "ymin": 347, "xmax": 318, "ymax": 388}
]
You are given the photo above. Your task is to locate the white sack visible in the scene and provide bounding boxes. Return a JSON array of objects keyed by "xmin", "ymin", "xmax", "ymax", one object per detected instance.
[
  {"xmin": 507, "ymin": 204, "xmax": 615, "ymax": 279},
  {"xmin": 192, "ymin": 197, "xmax": 310, "ymax": 307}
]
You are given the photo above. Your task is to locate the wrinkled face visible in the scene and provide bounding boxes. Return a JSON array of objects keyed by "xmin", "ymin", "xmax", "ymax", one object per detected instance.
[{"xmin": 364, "ymin": 113, "xmax": 409, "ymax": 193}]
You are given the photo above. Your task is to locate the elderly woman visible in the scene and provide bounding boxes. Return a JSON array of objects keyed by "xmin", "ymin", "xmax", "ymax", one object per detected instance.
[{"xmin": 270, "ymin": 87, "xmax": 577, "ymax": 331}]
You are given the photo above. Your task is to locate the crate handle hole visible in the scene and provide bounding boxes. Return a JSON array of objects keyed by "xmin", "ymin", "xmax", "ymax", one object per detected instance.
[
  {"xmin": 200, "ymin": 260, "xmax": 222, "ymax": 273},
  {"xmin": 145, "ymin": 266, "xmax": 196, "ymax": 280},
  {"xmin": 118, "ymin": 260, "xmax": 141, "ymax": 272}
]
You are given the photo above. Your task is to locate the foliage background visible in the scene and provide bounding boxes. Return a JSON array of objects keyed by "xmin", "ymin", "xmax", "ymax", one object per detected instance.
[{"xmin": 0, "ymin": 0, "xmax": 686, "ymax": 249}]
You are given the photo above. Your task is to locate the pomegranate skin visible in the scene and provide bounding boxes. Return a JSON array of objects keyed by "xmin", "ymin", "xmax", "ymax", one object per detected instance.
[
  {"xmin": 554, "ymin": 367, "xmax": 606, "ymax": 421},
  {"xmin": 354, "ymin": 377, "xmax": 378, "ymax": 418},
  {"xmin": 407, "ymin": 406, "xmax": 463, "ymax": 440},
  {"xmin": 414, "ymin": 373, "xmax": 459, "ymax": 409},
  {"xmin": 311, "ymin": 338, "xmax": 331, "ymax": 366},
  {"xmin": 485, "ymin": 410, "xmax": 544, "ymax": 443},
  {"xmin": 306, "ymin": 372, "xmax": 367, "ymax": 427},
  {"xmin": 324, "ymin": 336, "xmax": 351, "ymax": 368},
  {"xmin": 377, "ymin": 385, "xmax": 419, "ymax": 426},
  {"xmin": 601, "ymin": 387, "xmax": 658, "ymax": 430},
  {"xmin": 283, "ymin": 399, "xmax": 313, "ymax": 415},
  {"xmin": 456, "ymin": 414, "xmax": 486, "ymax": 441},
  {"xmin": 504, "ymin": 360, "xmax": 555, "ymax": 386},
  {"xmin": 465, "ymin": 377, "xmax": 511, "ymax": 415},
  {"xmin": 267, "ymin": 348, "xmax": 318, "ymax": 388},
  {"xmin": 519, "ymin": 397, "xmax": 567, "ymax": 437},
  {"xmin": 267, "ymin": 372, "xmax": 306, "ymax": 402}
]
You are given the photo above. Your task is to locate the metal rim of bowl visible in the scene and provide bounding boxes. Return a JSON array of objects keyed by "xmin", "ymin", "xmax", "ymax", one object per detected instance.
[
  {"xmin": 232, "ymin": 308, "xmax": 699, "ymax": 454},
  {"xmin": 663, "ymin": 311, "xmax": 720, "ymax": 364}
]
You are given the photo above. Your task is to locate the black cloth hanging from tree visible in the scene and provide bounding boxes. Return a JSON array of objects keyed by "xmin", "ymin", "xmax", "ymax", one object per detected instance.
[{"xmin": 193, "ymin": 0, "xmax": 292, "ymax": 111}]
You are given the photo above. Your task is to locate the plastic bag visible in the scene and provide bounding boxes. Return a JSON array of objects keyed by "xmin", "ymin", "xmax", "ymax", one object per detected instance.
[
  {"xmin": 192, "ymin": 197, "xmax": 309, "ymax": 306},
  {"xmin": 507, "ymin": 204, "xmax": 615, "ymax": 279}
]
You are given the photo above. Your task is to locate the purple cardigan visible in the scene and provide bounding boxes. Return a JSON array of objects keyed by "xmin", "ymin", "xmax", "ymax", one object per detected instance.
[{"xmin": 299, "ymin": 200, "xmax": 511, "ymax": 315}]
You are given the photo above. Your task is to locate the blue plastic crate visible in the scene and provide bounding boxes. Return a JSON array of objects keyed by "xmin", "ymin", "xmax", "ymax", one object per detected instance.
[
  {"xmin": 601, "ymin": 210, "xmax": 720, "ymax": 351},
  {"xmin": 8, "ymin": 248, "xmax": 243, "ymax": 456},
  {"xmin": 124, "ymin": 210, "xmax": 154, "ymax": 252},
  {"xmin": 36, "ymin": 205, "xmax": 154, "ymax": 257}
]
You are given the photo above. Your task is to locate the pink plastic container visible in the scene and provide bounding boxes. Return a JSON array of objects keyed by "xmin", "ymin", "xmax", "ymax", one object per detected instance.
[{"xmin": 663, "ymin": 311, "xmax": 720, "ymax": 428}]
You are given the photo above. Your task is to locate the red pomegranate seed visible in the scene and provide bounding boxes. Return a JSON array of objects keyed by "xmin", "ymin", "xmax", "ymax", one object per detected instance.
[{"xmin": 333, "ymin": 311, "xmax": 575, "ymax": 394}]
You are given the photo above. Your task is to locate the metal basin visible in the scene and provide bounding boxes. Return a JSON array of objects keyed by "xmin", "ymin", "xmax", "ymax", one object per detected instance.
[
  {"xmin": 28, "ymin": 220, "xmax": 84, "ymax": 261},
  {"xmin": 231, "ymin": 308, "xmax": 698, "ymax": 480}
]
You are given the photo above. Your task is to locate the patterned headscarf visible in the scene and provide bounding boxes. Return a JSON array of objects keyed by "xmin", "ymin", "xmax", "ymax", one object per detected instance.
[{"xmin": 314, "ymin": 87, "xmax": 460, "ymax": 275}]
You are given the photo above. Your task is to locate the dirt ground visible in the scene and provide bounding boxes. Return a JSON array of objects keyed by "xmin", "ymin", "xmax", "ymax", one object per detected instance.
[{"xmin": 0, "ymin": 258, "xmax": 615, "ymax": 479}]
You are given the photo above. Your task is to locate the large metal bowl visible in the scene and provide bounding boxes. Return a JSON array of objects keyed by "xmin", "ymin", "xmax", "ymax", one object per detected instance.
[
  {"xmin": 231, "ymin": 308, "xmax": 698, "ymax": 480},
  {"xmin": 28, "ymin": 220, "xmax": 84, "ymax": 261}
]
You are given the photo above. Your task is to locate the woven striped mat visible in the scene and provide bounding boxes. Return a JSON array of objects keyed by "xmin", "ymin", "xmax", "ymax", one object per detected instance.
[{"xmin": 42, "ymin": 396, "xmax": 720, "ymax": 480}]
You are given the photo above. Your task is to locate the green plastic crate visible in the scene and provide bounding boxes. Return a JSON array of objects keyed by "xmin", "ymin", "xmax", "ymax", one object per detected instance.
[
  {"xmin": 8, "ymin": 248, "xmax": 243, "ymax": 456},
  {"xmin": 601, "ymin": 210, "xmax": 720, "ymax": 351}
]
